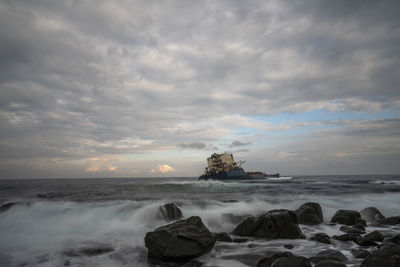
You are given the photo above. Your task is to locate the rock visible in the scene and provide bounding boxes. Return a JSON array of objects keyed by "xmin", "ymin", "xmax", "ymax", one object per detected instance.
[
  {"xmin": 355, "ymin": 237, "xmax": 378, "ymax": 247},
  {"xmin": 339, "ymin": 225, "xmax": 365, "ymax": 234},
  {"xmin": 351, "ymin": 249, "xmax": 370, "ymax": 259},
  {"xmin": 333, "ymin": 233, "xmax": 361, "ymax": 242},
  {"xmin": 353, "ymin": 223, "xmax": 366, "ymax": 231},
  {"xmin": 382, "ymin": 216, "xmax": 400, "ymax": 225},
  {"xmin": 309, "ymin": 250, "xmax": 347, "ymax": 264},
  {"xmin": 0, "ymin": 202, "xmax": 22, "ymax": 213},
  {"xmin": 144, "ymin": 216, "xmax": 216, "ymax": 261},
  {"xmin": 62, "ymin": 244, "xmax": 114, "ymax": 257},
  {"xmin": 314, "ymin": 260, "xmax": 346, "ymax": 267},
  {"xmin": 213, "ymin": 232, "xmax": 232, "ymax": 242},
  {"xmin": 271, "ymin": 256, "xmax": 311, "ymax": 267},
  {"xmin": 330, "ymin": 209, "xmax": 366, "ymax": 226},
  {"xmin": 310, "ymin": 233, "xmax": 332, "ymax": 244},
  {"xmin": 159, "ymin": 203, "xmax": 183, "ymax": 221},
  {"xmin": 233, "ymin": 209, "xmax": 304, "ymax": 239},
  {"xmin": 363, "ymin": 230, "xmax": 384, "ymax": 242},
  {"xmin": 256, "ymin": 252, "xmax": 293, "ymax": 267},
  {"xmin": 360, "ymin": 207, "xmax": 385, "ymax": 223},
  {"xmin": 181, "ymin": 261, "xmax": 202, "ymax": 267},
  {"xmin": 284, "ymin": 244, "xmax": 294, "ymax": 249},
  {"xmin": 361, "ymin": 242, "xmax": 400, "ymax": 266},
  {"xmin": 222, "ymin": 213, "xmax": 253, "ymax": 224},
  {"xmin": 295, "ymin": 202, "xmax": 323, "ymax": 225},
  {"xmin": 384, "ymin": 234, "xmax": 400, "ymax": 245}
]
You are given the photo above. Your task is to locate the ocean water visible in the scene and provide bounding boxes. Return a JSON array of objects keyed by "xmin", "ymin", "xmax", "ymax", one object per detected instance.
[{"xmin": 0, "ymin": 175, "xmax": 399, "ymax": 266}]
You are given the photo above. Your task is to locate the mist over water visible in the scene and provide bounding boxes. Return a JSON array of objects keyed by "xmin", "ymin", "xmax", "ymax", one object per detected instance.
[{"xmin": 0, "ymin": 175, "xmax": 399, "ymax": 266}]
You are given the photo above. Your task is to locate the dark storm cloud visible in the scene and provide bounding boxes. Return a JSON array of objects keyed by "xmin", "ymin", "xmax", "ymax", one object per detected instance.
[{"xmin": 0, "ymin": 0, "xmax": 399, "ymax": 177}]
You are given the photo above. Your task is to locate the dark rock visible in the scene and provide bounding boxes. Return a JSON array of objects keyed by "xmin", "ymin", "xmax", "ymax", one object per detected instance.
[
  {"xmin": 363, "ymin": 230, "xmax": 384, "ymax": 242},
  {"xmin": 213, "ymin": 232, "xmax": 232, "ymax": 242},
  {"xmin": 256, "ymin": 252, "xmax": 293, "ymax": 267},
  {"xmin": 382, "ymin": 216, "xmax": 400, "ymax": 225},
  {"xmin": 159, "ymin": 203, "xmax": 183, "ymax": 221},
  {"xmin": 271, "ymin": 256, "xmax": 311, "ymax": 267},
  {"xmin": 309, "ymin": 250, "xmax": 347, "ymax": 263},
  {"xmin": 233, "ymin": 209, "xmax": 304, "ymax": 239},
  {"xmin": 314, "ymin": 260, "xmax": 346, "ymax": 267},
  {"xmin": 351, "ymin": 249, "xmax": 370, "ymax": 259},
  {"xmin": 360, "ymin": 207, "xmax": 386, "ymax": 223},
  {"xmin": 62, "ymin": 244, "xmax": 114, "ymax": 257},
  {"xmin": 0, "ymin": 202, "xmax": 22, "ymax": 213},
  {"xmin": 181, "ymin": 261, "xmax": 202, "ymax": 267},
  {"xmin": 385, "ymin": 234, "xmax": 400, "ymax": 245},
  {"xmin": 284, "ymin": 244, "xmax": 294, "ymax": 249},
  {"xmin": 330, "ymin": 209, "xmax": 366, "ymax": 226},
  {"xmin": 333, "ymin": 233, "xmax": 361, "ymax": 242},
  {"xmin": 295, "ymin": 202, "xmax": 323, "ymax": 225},
  {"xmin": 353, "ymin": 223, "xmax": 366, "ymax": 230},
  {"xmin": 310, "ymin": 233, "xmax": 332, "ymax": 244},
  {"xmin": 222, "ymin": 213, "xmax": 252, "ymax": 224},
  {"xmin": 355, "ymin": 237, "xmax": 378, "ymax": 247},
  {"xmin": 340, "ymin": 225, "xmax": 365, "ymax": 234},
  {"xmin": 361, "ymin": 242, "xmax": 400, "ymax": 266},
  {"xmin": 144, "ymin": 216, "xmax": 216, "ymax": 261}
]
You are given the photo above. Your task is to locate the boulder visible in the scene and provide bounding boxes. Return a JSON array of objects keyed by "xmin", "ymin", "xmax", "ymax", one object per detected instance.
[
  {"xmin": 361, "ymin": 242, "xmax": 400, "ymax": 266},
  {"xmin": 351, "ymin": 249, "xmax": 370, "ymax": 259},
  {"xmin": 181, "ymin": 261, "xmax": 202, "ymax": 267},
  {"xmin": 384, "ymin": 234, "xmax": 400, "ymax": 245},
  {"xmin": 159, "ymin": 203, "xmax": 183, "ymax": 221},
  {"xmin": 314, "ymin": 260, "xmax": 346, "ymax": 267},
  {"xmin": 257, "ymin": 252, "xmax": 293, "ymax": 267},
  {"xmin": 339, "ymin": 225, "xmax": 365, "ymax": 234},
  {"xmin": 360, "ymin": 207, "xmax": 385, "ymax": 222},
  {"xmin": 233, "ymin": 209, "xmax": 304, "ymax": 239},
  {"xmin": 295, "ymin": 202, "xmax": 323, "ymax": 225},
  {"xmin": 333, "ymin": 233, "xmax": 361, "ymax": 242},
  {"xmin": 271, "ymin": 256, "xmax": 311, "ymax": 267},
  {"xmin": 144, "ymin": 216, "xmax": 216, "ymax": 261},
  {"xmin": 310, "ymin": 233, "xmax": 332, "ymax": 244},
  {"xmin": 330, "ymin": 210, "xmax": 366, "ymax": 226},
  {"xmin": 363, "ymin": 230, "xmax": 384, "ymax": 242},
  {"xmin": 309, "ymin": 250, "xmax": 347, "ymax": 264},
  {"xmin": 213, "ymin": 232, "xmax": 232, "ymax": 242},
  {"xmin": 355, "ymin": 237, "xmax": 378, "ymax": 247},
  {"xmin": 382, "ymin": 216, "xmax": 400, "ymax": 225},
  {"xmin": 353, "ymin": 223, "xmax": 366, "ymax": 231}
]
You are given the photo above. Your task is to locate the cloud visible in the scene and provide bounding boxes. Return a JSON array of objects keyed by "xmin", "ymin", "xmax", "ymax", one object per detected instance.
[
  {"xmin": 150, "ymin": 164, "xmax": 176, "ymax": 174},
  {"xmin": 229, "ymin": 140, "xmax": 252, "ymax": 147},
  {"xmin": 178, "ymin": 142, "xmax": 206, "ymax": 149},
  {"xmin": 85, "ymin": 157, "xmax": 118, "ymax": 172}
]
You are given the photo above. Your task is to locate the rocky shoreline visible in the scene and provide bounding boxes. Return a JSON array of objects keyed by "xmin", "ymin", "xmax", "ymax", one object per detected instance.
[{"xmin": 144, "ymin": 202, "xmax": 400, "ymax": 267}]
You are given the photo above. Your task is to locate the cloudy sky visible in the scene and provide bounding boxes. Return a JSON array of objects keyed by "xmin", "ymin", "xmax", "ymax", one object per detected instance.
[{"xmin": 1, "ymin": 0, "xmax": 399, "ymax": 178}]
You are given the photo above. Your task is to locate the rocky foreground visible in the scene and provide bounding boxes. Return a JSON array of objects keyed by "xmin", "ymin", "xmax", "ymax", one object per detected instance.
[{"xmin": 144, "ymin": 202, "xmax": 400, "ymax": 267}]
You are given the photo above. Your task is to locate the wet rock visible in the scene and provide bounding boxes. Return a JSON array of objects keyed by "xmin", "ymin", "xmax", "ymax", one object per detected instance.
[
  {"xmin": 353, "ymin": 223, "xmax": 366, "ymax": 231},
  {"xmin": 330, "ymin": 209, "xmax": 366, "ymax": 226},
  {"xmin": 284, "ymin": 244, "xmax": 294, "ymax": 249},
  {"xmin": 361, "ymin": 242, "xmax": 400, "ymax": 266},
  {"xmin": 384, "ymin": 234, "xmax": 400, "ymax": 245},
  {"xmin": 382, "ymin": 216, "xmax": 400, "ymax": 225},
  {"xmin": 63, "ymin": 244, "xmax": 114, "ymax": 257},
  {"xmin": 271, "ymin": 256, "xmax": 311, "ymax": 267},
  {"xmin": 233, "ymin": 209, "xmax": 304, "ymax": 239},
  {"xmin": 159, "ymin": 203, "xmax": 183, "ymax": 221},
  {"xmin": 333, "ymin": 233, "xmax": 361, "ymax": 242},
  {"xmin": 256, "ymin": 252, "xmax": 293, "ymax": 267},
  {"xmin": 309, "ymin": 250, "xmax": 347, "ymax": 264},
  {"xmin": 295, "ymin": 202, "xmax": 323, "ymax": 225},
  {"xmin": 144, "ymin": 216, "xmax": 216, "ymax": 261},
  {"xmin": 360, "ymin": 207, "xmax": 385, "ymax": 223},
  {"xmin": 181, "ymin": 261, "xmax": 202, "ymax": 267},
  {"xmin": 363, "ymin": 230, "xmax": 384, "ymax": 242},
  {"xmin": 310, "ymin": 233, "xmax": 332, "ymax": 244},
  {"xmin": 213, "ymin": 232, "xmax": 232, "ymax": 242},
  {"xmin": 355, "ymin": 237, "xmax": 378, "ymax": 247},
  {"xmin": 314, "ymin": 259, "xmax": 346, "ymax": 267},
  {"xmin": 351, "ymin": 249, "xmax": 370, "ymax": 259},
  {"xmin": 340, "ymin": 225, "xmax": 365, "ymax": 234}
]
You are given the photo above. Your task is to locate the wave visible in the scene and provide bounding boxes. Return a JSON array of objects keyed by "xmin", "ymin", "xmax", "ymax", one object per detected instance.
[{"xmin": 370, "ymin": 179, "xmax": 400, "ymax": 185}]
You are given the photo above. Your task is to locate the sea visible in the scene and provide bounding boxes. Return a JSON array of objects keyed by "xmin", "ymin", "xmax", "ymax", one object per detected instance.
[{"xmin": 0, "ymin": 175, "xmax": 399, "ymax": 267}]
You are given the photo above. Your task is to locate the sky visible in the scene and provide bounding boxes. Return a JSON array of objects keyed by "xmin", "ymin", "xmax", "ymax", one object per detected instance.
[{"xmin": 0, "ymin": 0, "xmax": 400, "ymax": 178}]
